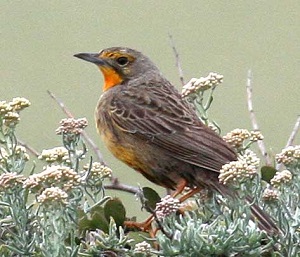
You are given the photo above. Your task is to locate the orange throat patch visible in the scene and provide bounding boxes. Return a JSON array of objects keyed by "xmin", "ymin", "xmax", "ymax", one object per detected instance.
[{"xmin": 99, "ymin": 66, "xmax": 123, "ymax": 91}]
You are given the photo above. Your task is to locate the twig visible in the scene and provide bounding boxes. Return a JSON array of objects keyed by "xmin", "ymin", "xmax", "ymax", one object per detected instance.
[
  {"xmin": 246, "ymin": 70, "xmax": 271, "ymax": 166},
  {"xmin": 47, "ymin": 91, "xmax": 74, "ymax": 118},
  {"xmin": 47, "ymin": 90, "xmax": 105, "ymax": 164},
  {"xmin": 168, "ymin": 33, "xmax": 185, "ymax": 86},
  {"xmin": 284, "ymin": 115, "xmax": 300, "ymax": 148},
  {"xmin": 17, "ymin": 139, "xmax": 40, "ymax": 157},
  {"xmin": 47, "ymin": 90, "xmax": 74, "ymax": 118},
  {"xmin": 104, "ymin": 177, "xmax": 140, "ymax": 195}
]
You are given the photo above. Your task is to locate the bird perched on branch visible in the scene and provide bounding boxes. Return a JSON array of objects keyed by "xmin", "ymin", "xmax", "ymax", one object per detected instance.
[{"xmin": 74, "ymin": 47, "xmax": 277, "ymax": 234}]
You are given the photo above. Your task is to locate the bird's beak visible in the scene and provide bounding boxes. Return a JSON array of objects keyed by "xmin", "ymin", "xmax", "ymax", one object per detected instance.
[
  {"xmin": 74, "ymin": 52, "xmax": 108, "ymax": 66},
  {"xmin": 74, "ymin": 52, "xmax": 123, "ymax": 91}
]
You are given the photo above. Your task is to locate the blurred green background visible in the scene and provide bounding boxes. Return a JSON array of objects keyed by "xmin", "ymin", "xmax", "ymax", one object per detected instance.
[{"xmin": 1, "ymin": 1, "xmax": 299, "ymax": 218}]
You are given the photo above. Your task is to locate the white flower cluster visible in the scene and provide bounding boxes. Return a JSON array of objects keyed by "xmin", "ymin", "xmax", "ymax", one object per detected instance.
[
  {"xmin": 0, "ymin": 172, "xmax": 25, "ymax": 189},
  {"xmin": 9, "ymin": 97, "xmax": 31, "ymax": 111},
  {"xmin": 270, "ymin": 169, "xmax": 292, "ymax": 187},
  {"xmin": 23, "ymin": 165, "xmax": 81, "ymax": 191},
  {"xmin": 37, "ymin": 186, "xmax": 68, "ymax": 205},
  {"xmin": 276, "ymin": 145, "xmax": 300, "ymax": 166},
  {"xmin": 249, "ymin": 131, "xmax": 264, "ymax": 142},
  {"xmin": 262, "ymin": 188, "xmax": 280, "ymax": 201},
  {"xmin": 83, "ymin": 162, "xmax": 112, "ymax": 179},
  {"xmin": 223, "ymin": 129, "xmax": 251, "ymax": 148},
  {"xmin": 3, "ymin": 112, "xmax": 20, "ymax": 125},
  {"xmin": 0, "ymin": 101, "xmax": 13, "ymax": 115},
  {"xmin": 223, "ymin": 129, "xmax": 264, "ymax": 149},
  {"xmin": 182, "ymin": 72, "xmax": 223, "ymax": 97},
  {"xmin": 38, "ymin": 146, "xmax": 69, "ymax": 164},
  {"xmin": 238, "ymin": 149, "xmax": 260, "ymax": 168},
  {"xmin": 0, "ymin": 97, "xmax": 31, "ymax": 126},
  {"xmin": 155, "ymin": 195, "xmax": 182, "ymax": 219},
  {"xmin": 56, "ymin": 117, "xmax": 88, "ymax": 135},
  {"xmin": 133, "ymin": 241, "xmax": 152, "ymax": 255},
  {"xmin": 219, "ymin": 151, "xmax": 259, "ymax": 185}
]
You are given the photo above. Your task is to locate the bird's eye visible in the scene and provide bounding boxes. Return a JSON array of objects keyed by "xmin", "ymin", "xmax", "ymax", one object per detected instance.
[{"xmin": 116, "ymin": 56, "xmax": 129, "ymax": 66}]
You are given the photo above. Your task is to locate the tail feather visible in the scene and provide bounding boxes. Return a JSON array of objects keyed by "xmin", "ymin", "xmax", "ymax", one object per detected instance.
[
  {"xmin": 247, "ymin": 197, "xmax": 279, "ymax": 235},
  {"xmin": 210, "ymin": 182, "xmax": 279, "ymax": 235}
]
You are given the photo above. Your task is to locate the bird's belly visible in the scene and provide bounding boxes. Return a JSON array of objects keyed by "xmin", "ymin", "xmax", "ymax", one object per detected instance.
[
  {"xmin": 99, "ymin": 127, "xmax": 144, "ymax": 170},
  {"xmin": 105, "ymin": 137, "xmax": 146, "ymax": 171},
  {"xmin": 97, "ymin": 122, "xmax": 180, "ymax": 188}
]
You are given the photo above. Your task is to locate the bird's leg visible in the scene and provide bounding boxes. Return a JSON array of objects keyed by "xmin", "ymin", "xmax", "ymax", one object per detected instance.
[
  {"xmin": 178, "ymin": 187, "xmax": 201, "ymax": 202},
  {"xmin": 124, "ymin": 180, "xmax": 187, "ymax": 232},
  {"xmin": 171, "ymin": 179, "xmax": 187, "ymax": 197},
  {"xmin": 124, "ymin": 180, "xmax": 201, "ymax": 233},
  {"xmin": 172, "ymin": 179, "xmax": 202, "ymax": 202},
  {"xmin": 124, "ymin": 215, "xmax": 154, "ymax": 232}
]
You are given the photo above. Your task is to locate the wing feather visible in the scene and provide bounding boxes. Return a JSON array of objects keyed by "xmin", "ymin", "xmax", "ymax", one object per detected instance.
[{"xmin": 108, "ymin": 80, "xmax": 236, "ymax": 173}]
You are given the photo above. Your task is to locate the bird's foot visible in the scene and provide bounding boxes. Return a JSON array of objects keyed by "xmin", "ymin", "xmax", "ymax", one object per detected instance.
[{"xmin": 124, "ymin": 215, "xmax": 154, "ymax": 232}]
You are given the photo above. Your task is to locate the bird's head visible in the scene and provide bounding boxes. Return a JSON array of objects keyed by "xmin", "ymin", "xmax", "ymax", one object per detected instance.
[{"xmin": 74, "ymin": 47, "xmax": 159, "ymax": 92}]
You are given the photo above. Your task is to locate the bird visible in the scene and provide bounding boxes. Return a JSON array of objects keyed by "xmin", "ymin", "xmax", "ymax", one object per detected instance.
[{"xmin": 74, "ymin": 47, "xmax": 277, "ymax": 234}]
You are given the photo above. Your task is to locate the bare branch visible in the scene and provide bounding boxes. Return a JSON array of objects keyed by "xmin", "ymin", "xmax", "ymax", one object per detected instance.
[
  {"xmin": 168, "ymin": 33, "xmax": 185, "ymax": 86},
  {"xmin": 47, "ymin": 90, "xmax": 105, "ymax": 164},
  {"xmin": 82, "ymin": 131, "xmax": 106, "ymax": 164},
  {"xmin": 246, "ymin": 70, "xmax": 271, "ymax": 166},
  {"xmin": 104, "ymin": 177, "xmax": 140, "ymax": 195},
  {"xmin": 47, "ymin": 90, "xmax": 73, "ymax": 117},
  {"xmin": 17, "ymin": 139, "xmax": 40, "ymax": 157},
  {"xmin": 285, "ymin": 115, "xmax": 300, "ymax": 148}
]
